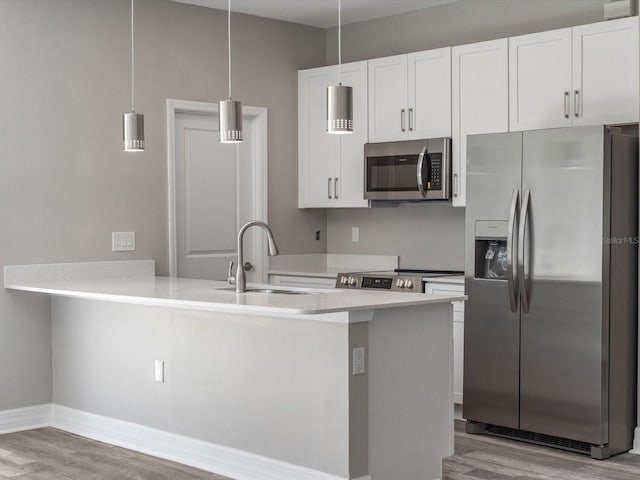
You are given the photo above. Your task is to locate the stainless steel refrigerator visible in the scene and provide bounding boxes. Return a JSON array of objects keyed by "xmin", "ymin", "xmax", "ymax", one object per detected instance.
[{"xmin": 463, "ymin": 125, "xmax": 638, "ymax": 459}]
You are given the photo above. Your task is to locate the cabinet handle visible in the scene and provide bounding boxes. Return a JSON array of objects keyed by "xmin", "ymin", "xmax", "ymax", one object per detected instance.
[
  {"xmin": 453, "ymin": 173, "xmax": 459, "ymax": 198},
  {"xmin": 564, "ymin": 91, "xmax": 569, "ymax": 119},
  {"xmin": 409, "ymin": 108, "xmax": 414, "ymax": 131},
  {"xmin": 328, "ymin": 178, "xmax": 333, "ymax": 199},
  {"xmin": 401, "ymin": 109, "xmax": 406, "ymax": 132},
  {"xmin": 574, "ymin": 90, "xmax": 580, "ymax": 118},
  {"xmin": 334, "ymin": 177, "xmax": 339, "ymax": 199}
]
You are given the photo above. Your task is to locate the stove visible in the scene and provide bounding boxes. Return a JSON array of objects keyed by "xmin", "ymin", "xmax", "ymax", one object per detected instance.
[{"xmin": 335, "ymin": 269, "xmax": 464, "ymax": 293}]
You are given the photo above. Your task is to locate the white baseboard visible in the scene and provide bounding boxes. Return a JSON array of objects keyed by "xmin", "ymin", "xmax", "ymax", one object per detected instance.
[
  {"xmin": 630, "ymin": 427, "xmax": 640, "ymax": 454},
  {"xmin": 50, "ymin": 405, "xmax": 349, "ymax": 480},
  {"xmin": 0, "ymin": 404, "xmax": 51, "ymax": 434}
]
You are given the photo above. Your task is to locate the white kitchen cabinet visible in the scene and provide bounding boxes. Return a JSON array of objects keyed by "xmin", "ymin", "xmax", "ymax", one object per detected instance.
[
  {"xmin": 509, "ymin": 17, "xmax": 639, "ymax": 131},
  {"xmin": 452, "ymin": 39, "xmax": 509, "ymax": 208},
  {"xmin": 509, "ymin": 28, "xmax": 573, "ymax": 131},
  {"xmin": 424, "ymin": 281, "xmax": 465, "ymax": 405},
  {"xmin": 269, "ymin": 274, "xmax": 336, "ymax": 289},
  {"xmin": 298, "ymin": 61, "xmax": 369, "ymax": 208},
  {"xmin": 572, "ymin": 16, "xmax": 639, "ymax": 126},
  {"xmin": 368, "ymin": 54, "xmax": 407, "ymax": 142},
  {"xmin": 368, "ymin": 48, "xmax": 451, "ymax": 143}
]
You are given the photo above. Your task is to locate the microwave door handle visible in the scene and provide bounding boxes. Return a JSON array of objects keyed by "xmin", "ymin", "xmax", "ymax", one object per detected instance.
[{"xmin": 417, "ymin": 146, "xmax": 428, "ymax": 197}]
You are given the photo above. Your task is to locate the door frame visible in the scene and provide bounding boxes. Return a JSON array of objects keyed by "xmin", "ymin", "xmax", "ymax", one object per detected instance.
[{"xmin": 166, "ymin": 99, "xmax": 269, "ymax": 281}]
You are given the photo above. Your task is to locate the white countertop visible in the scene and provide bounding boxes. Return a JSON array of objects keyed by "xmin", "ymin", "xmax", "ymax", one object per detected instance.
[
  {"xmin": 3, "ymin": 260, "xmax": 465, "ymax": 318},
  {"xmin": 5, "ymin": 275, "xmax": 465, "ymax": 316}
]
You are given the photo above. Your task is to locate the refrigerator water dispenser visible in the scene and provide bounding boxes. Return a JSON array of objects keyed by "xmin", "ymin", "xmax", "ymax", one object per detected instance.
[{"xmin": 474, "ymin": 220, "xmax": 508, "ymax": 280}]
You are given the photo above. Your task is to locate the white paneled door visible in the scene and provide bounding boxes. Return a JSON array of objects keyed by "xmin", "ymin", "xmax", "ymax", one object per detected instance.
[{"xmin": 171, "ymin": 103, "xmax": 267, "ymax": 282}]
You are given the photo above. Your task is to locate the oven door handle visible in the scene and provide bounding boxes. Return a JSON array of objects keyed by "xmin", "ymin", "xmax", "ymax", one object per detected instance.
[{"xmin": 417, "ymin": 146, "xmax": 429, "ymax": 197}]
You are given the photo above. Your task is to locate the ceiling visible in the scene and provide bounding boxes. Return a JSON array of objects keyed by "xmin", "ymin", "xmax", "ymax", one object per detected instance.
[{"xmin": 171, "ymin": 0, "xmax": 460, "ymax": 28}]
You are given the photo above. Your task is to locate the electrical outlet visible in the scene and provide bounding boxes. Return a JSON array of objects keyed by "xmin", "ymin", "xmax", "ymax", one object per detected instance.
[
  {"xmin": 112, "ymin": 232, "xmax": 135, "ymax": 252},
  {"xmin": 155, "ymin": 360, "xmax": 165, "ymax": 383},
  {"xmin": 353, "ymin": 347, "xmax": 365, "ymax": 375},
  {"xmin": 352, "ymin": 227, "xmax": 360, "ymax": 243}
]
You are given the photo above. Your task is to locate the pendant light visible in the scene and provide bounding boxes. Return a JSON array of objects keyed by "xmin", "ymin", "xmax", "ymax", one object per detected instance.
[
  {"xmin": 123, "ymin": 0, "xmax": 144, "ymax": 152},
  {"xmin": 219, "ymin": 0, "xmax": 243, "ymax": 143},
  {"xmin": 327, "ymin": 0, "xmax": 353, "ymax": 134}
]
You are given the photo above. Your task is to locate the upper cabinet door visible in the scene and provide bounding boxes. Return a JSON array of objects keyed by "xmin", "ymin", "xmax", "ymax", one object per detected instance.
[
  {"xmin": 572, "ymin": 17, "xmax": 639, "ymax": 126},
  {"xmin": 368, "ymin": 54, "xmax": 408, "ymax": 142},
  {"xmin": 335, "ymin": 61, "xmax": 369, "ymax": 208},
  {"xmin": 298, "ymin": 62, "xmax": 369, "ymax": 209},
  {"xmin": 509, "ymin": 28, "xmax": 573, "ymax": 131},
  {"xmin": 408, "ymin": 47, "xmax": 452, "ymax": 140},
  {"xmin": 452, "ymin": 38, "xmax": 509, "ymax": 208},
  {"xmin": 298, "ymin": 66, "xmax": 339, "ymax": 208}
]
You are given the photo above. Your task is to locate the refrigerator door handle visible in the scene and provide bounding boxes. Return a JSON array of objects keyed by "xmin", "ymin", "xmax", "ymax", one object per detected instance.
[
  {"xmin": 518, "ymin": 189, "xmax": 531, "ymax": 313},
  {"xmin": 507, "ymin": 189, "xmax": 520, "ymax": 312}
]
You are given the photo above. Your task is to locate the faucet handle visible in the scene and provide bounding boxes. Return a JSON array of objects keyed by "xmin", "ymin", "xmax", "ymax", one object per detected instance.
[{"xmin": 227, "ymin": 260, "xmax": 236, "ymax": 285}]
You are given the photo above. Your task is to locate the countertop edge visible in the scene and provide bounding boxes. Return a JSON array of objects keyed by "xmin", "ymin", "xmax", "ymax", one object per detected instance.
[{"xmin": 5, "ymin": 282, "xmax": 466, "ymax": 320}]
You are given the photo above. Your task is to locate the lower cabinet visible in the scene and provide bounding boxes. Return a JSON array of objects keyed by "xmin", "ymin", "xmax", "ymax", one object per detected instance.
[
  {"xmin": 268, "ymin": 274, "xmax": 336, "ymax": 289},
  {"xmin": 424, "ymin": 282, "xmax": 465, "ymax": 406}
]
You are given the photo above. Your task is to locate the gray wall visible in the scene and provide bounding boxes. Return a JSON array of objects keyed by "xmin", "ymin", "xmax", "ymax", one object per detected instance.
[
  {"xmin": 325, "ymin": 0, "xmax": 610, "ymax": 269},
  {"xmin": 326, "ymin": 0, "xmax": 609, "ymax": 64},
  {"xmin": 0, "ymin": 0, "xmax": 325, "ymax": 410},
  {"xmin": 327, "ymin": 204, "xmax": 465, "ymax": 269}
]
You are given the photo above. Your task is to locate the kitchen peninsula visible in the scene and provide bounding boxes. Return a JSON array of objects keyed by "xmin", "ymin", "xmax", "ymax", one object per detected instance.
[{"xmin": 4, "ymin": 260, "xmax": 465, "ymax": 480}]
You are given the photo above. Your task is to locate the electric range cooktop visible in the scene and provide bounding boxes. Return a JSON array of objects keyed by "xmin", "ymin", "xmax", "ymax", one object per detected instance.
[{"xmin": 335, "ymin": 269, "xmax": 464, "ymax": 293}]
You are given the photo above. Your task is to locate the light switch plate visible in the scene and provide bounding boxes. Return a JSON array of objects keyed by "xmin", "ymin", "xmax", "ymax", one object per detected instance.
[
  {"xmin": 353, "ymin": 347, "xmax": 365, "ymax": 375},
  {"xmin": 112, "ymin": 232, "xmax": 136, "ymax": 252},
  {"xmin": 352, "ymin": 227, "xmax": 360, "ymax": 243},
  {"xmin": 155, "ymin": 360, "xmax": 164, "ymax": 383}
]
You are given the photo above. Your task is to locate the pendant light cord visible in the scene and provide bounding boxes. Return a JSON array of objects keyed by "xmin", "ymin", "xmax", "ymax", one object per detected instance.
[
  {"xmin": 338, "ymin": 0, "xmax": 342, "ymax": 83},
  {"xmin": 131, "ymin": 0, "xmax": 135, "ymax": 112},
  {"xmin": 228, "ymin": 0, "xmax": 232, "ymax": 99}
]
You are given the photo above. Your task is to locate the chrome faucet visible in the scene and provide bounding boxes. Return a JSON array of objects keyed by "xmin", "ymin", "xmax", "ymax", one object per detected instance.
[{"xmin": 228, "ymin": 220, "xmax": 279, "ymax": 293}]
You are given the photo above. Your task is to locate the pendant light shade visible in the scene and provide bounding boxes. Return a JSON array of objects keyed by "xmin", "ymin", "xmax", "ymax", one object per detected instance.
[
  {"xmin": 220, "ymin": 0, "xmax": 243, "ymax": 143},
  {"xmin": 219, "ymin": 99, "xmax": 243, "ymax": 143},
  {"xmin": 327, "ymin": 0, "xmax": 353, "ymax": 135},
  {"xmin": 123, "ymin": 0, "xmax": 144, "ymax": 152},
  {"xmin": 123, "ymin": 112, "xmax": 145, "ymax": 151},
  {"xmin": 327, "ymin": 84, "xmax": 353, "ymax": 134}
]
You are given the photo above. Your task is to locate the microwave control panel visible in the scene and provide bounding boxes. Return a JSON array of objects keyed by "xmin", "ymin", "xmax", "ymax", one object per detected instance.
[{"xmin": 429, "ymin": 157, "xmax": 442, "ymax": 190}]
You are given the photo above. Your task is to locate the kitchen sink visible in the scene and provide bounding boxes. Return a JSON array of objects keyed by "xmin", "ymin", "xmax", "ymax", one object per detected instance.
[
  {"xmin": 246, "ymin": 288, "xmax": 310, "ymax": 295},
  {"xmin": 212, "ymin": 286, "xmax": 323, "ymax": 295}
]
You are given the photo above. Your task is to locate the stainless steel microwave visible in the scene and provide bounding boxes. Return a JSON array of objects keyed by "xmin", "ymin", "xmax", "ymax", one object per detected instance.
[{"xmin": 364, "ymin": 138, "xmax": 451, "ymax": 201}]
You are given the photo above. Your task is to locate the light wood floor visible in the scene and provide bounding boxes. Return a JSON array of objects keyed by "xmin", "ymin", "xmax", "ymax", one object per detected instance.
[
  {"xmin": 0, "ymin": 428, "xmax": 230, "ymax": 479},
  {"xmin": 444, "ymin": 420, "xmax": 640, "ymax": 480},
  {"xmin": 2, "ymin": 423, "xmax": 640, "ymax": 479}
]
